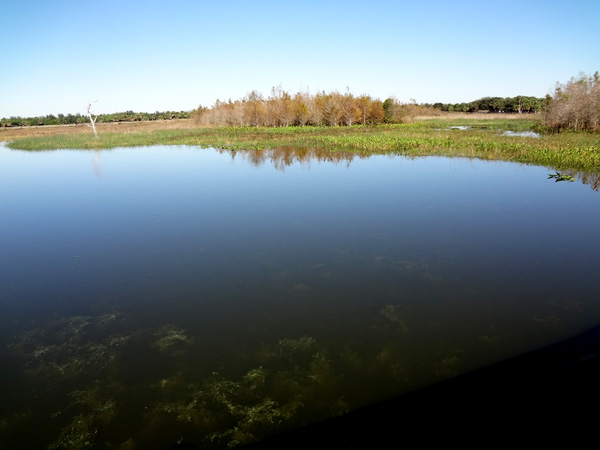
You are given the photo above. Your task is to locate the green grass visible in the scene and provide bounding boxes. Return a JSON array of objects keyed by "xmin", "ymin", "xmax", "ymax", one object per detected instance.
[{"xmin": 6, "ymin": 120, "xmax": 600, "ymax": 173}]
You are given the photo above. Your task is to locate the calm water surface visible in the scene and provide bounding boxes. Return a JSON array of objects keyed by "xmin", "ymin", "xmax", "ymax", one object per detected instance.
[{"xmin": 1, "ymin": 145, "xmax": 600, "ymax": 448}]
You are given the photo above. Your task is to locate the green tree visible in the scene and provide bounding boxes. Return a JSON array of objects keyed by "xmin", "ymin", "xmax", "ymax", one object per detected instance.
[{"xmin": 383, "ymin": 98, "xmax": 395, "ymax": 122}]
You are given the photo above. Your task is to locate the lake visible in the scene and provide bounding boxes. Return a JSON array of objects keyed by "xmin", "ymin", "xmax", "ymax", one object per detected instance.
[{"xmin": 1, "ymin": 144, "xmax": 600, "ymax": 449}]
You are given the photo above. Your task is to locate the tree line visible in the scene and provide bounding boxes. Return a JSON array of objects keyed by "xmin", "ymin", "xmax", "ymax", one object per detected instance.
[
  {"xmin": 193, "ymin": 86, "xmax": 444, "ymax": 128},
  {"xmin": 541, "ymin": 72, "xmax": 600, "ymax": 131},
  {"xmin": 0, "ymin": 110, "xmax": 191, "ymax": 128},
  {"xmin": 193, "ymin": 87, "xmax": 546, "ymax": 128},
  {"xmin": 4, "ymin": 73, "xmax": 596, "ymax": 131},
  {"xmin": 2, "ymin": 94, "xmax": 542, "ymax": 130},
  {"xmin": 430, "ymin": 96, "xmax": 543, "ymax": 113}
]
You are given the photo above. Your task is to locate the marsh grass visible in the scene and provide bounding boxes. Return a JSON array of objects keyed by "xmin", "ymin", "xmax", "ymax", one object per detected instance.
[
  {"xmin": 0, "ymin": 119, "xmax": 195, "ymax": 141},
  {"xmin": 4, "ymin": 118, "xmax": 599, "ymax": 173}
]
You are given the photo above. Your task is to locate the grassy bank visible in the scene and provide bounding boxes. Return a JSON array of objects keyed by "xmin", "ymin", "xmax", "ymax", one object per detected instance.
[{"xmin": 3, "ymin": 118, "xmax": 600, "ymax": 173}]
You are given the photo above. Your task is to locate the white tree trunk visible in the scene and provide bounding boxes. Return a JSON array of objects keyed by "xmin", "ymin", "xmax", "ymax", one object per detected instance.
[{"xmin": 86, "ymin": 102, "xmax": 98, "ymax": 137}]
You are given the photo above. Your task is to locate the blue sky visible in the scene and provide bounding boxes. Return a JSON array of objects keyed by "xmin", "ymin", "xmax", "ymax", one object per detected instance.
[{"xmin": 1, "ymin": 0, "xmax": 598, "ymax": 118}]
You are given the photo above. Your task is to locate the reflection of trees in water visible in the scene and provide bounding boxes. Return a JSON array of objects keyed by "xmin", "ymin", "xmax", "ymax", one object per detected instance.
[
  {"xmin": 564, "ymin": 170, "xmax": 600, "ymax": 191},
  {"xmin": 580, "ymin": 172, "xmax": 600, "ymax": 191},
  {"xmin": 216, "ymin": 147, "xmax": 363, "ymax": 171},
  {"xmin": 220, "ymin": 147, "xmax": 600, "ymax": 191}
]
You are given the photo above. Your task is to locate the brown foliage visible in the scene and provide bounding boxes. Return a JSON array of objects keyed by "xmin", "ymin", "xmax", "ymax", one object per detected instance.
[
  {"xmin": 543, "ymin": 72, "xmax": 600, "ymax": 131},
  {"xmin": 192, "ymin": 88, "xmax": 431, "ymax": 128}
]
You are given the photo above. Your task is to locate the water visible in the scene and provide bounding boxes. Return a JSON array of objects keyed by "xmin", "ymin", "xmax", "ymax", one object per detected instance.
[
  {"xmin": 446, "ymin": 126, "xmax": 541, "ymax": 137},
  {"xmin": 1, "ymin": 145, "xmax": 600, "ymax": 449},
  {"xmin": 501, "ymin": 130, "xmax": 540, "ymax": 137}
]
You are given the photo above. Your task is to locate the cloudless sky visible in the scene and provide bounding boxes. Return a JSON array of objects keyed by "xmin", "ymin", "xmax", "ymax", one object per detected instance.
[{"xmin": 1, "ymin": 0, "xmax": 598, "ymax": 118}]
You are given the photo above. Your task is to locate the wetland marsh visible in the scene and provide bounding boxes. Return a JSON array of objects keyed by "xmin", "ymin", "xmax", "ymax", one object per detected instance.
[{"xmin": 1, "ymin": 141, "xmax": 600, "ymax": 449}]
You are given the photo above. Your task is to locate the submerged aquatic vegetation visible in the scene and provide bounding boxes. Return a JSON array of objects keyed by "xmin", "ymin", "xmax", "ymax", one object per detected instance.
[
  {"xmin": 380, "ymin": 305, "xmax": 409, "ymax": 333},
  {"xmin": 2, "ymin": 289, "xmax": 590, "ymax": 449},
  {"xmin": 47, "ymin": 414, "xmax": 98, "ymax": 450},
  {"xmin": 260, "ymin": 336, "xmax": 317, "ymax": 361},
  {"xmin": 153, "ymin": 325, "xmax": 192, "ymax": 351},
  {"xmin": 7, "ymin": 314, "xmax": 126, "ymax": 379},
  {"xmin": 5, "ymin": 312, "xmax": 402, "ymax": 448},
  {"xmin": 144, "ymin": 341, "xmax": 335, "ymax": 448}
]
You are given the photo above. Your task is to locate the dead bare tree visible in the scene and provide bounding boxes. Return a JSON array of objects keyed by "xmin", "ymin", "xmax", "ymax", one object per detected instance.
[
  {"xmin": 543, "ymin": 72, "xmax": 600, "ymax": 130},
  {"xmin": 86, "ymin": 101, "xmax": 98, "ymax": 137}
]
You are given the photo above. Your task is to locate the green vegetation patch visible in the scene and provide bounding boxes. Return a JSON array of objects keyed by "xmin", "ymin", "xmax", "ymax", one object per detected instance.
[{"xmin": 7, "ymin": 120, "xmax": 600, "ymax": 173}]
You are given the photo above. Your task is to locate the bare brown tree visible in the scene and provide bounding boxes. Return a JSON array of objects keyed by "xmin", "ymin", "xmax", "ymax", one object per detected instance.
[
  {"xmin": 543, "ymin": 72, "xmax": 600, "ymax": 130},
  {"xmin": 192, "ymin": 86, "xmax": 437, "ymax": 128}
]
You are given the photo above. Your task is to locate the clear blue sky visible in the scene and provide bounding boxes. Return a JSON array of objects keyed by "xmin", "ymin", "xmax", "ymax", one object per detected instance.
[{"xmin": 1, "ymin": 0, "xmax": 598, "ymax": 118}]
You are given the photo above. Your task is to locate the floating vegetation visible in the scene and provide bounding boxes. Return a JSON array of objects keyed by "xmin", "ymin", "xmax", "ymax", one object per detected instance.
[{"xmin": 548, "ymin": 171, "xmax": 576, "ymax": 182}]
